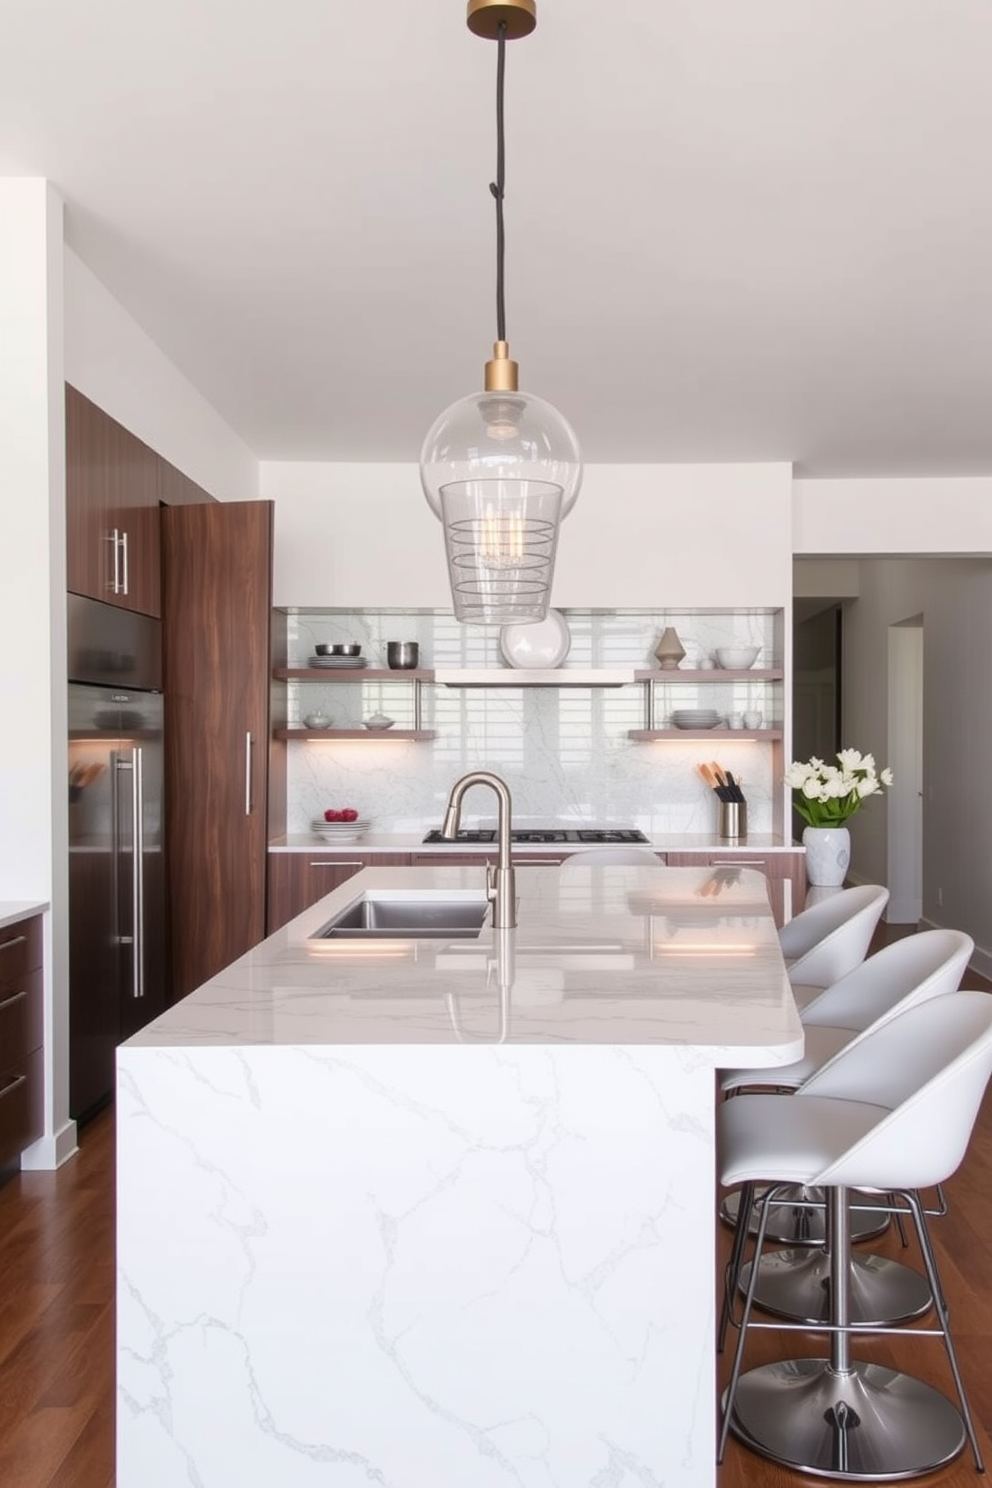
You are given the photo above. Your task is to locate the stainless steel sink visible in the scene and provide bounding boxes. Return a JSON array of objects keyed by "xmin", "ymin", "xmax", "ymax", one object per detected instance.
[{"xmin": 313, "ymin": 891, "xmax": 490, "ymax": 940}]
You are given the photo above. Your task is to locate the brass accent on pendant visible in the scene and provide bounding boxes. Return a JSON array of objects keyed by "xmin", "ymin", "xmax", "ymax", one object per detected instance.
[
  {"xmin": 466, "ymin": 0, "xmax": 537, "ymax": 42},
  {"xmin": 484, "ymin": 341, "xmax": 520, "ymax": 391}
]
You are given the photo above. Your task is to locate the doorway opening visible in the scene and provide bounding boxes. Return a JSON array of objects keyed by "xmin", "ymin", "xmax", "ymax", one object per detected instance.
[{"xmin": 887, "ymin": 618, "xmax": 923, "ymax": 924}]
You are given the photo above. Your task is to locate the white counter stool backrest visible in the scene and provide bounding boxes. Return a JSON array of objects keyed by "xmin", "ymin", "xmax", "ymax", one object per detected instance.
[
  {"xmin": 560, "ymin": 846, "xmax": 661, "ymax": 866},
  {"xmin": 719, "ymin": 992, "xmax": 992, "ymax": 1476},
  {"xmin": 801, "ymin": 991, "xmax": 992, "ymax": 1183},
  {"xmin": 718, "ymin": 926, "xmax": 974, "ymax": 1096},
  {"xmin": 800, "ymin": 926, "xmax": 973, "ymax": 1031},
  {"xmin": 781, "ymin": 883, "xmax": 889, "ymax": 1008}
]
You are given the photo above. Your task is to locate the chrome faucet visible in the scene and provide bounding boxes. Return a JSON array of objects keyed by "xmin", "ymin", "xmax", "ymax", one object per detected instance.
[{"xmin": 441, "ymin": 770, "xmax": 517, "ymax": 929}]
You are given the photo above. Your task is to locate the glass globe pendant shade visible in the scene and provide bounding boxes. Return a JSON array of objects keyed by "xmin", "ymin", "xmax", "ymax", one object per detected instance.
[{"xmin": 421, "ymin": 386, "xmax": 582, "ymax": 624}]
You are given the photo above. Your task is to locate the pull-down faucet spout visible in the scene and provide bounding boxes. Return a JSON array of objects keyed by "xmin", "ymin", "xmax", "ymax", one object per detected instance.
[{"xmin": 441, "ymin": 771, "xmax": 516, "ymax": 929}]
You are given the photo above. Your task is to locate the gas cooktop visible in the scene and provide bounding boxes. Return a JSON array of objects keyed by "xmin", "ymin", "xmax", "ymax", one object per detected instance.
[{"xmin": 421, "ymin": 827, "xmax": 651, "ymax": 845}]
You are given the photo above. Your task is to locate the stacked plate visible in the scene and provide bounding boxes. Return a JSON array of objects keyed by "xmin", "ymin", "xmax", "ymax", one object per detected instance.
[
  {"xmin": 310, "ymin": 817, "xmax": 371, "ymax": 842},
  {"xmin": 671, "ymin": 709, "xmax": 720, "ymax": 730},
  {"xmin": 308, "ymin": 654, "xmax": 368, "ymax": 669}
]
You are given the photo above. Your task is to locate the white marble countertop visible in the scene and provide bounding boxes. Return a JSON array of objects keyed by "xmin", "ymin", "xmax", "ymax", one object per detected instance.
[
  {"xmin": 127, "ymin": 864, "xmax": 802, "ymax": 1065},
  {"xmin": 269, "ymin": 830, "xmax": 803, "ymax": 854},
  {"xmin": 0, "ymin": 899, "xmax": 48, "ymax": 930}
]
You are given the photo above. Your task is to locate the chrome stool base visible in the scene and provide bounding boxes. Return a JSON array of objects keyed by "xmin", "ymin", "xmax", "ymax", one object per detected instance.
[
  {"xmin": 740, "ymin": 1247, "xmax": 932, "ymax": 1326},
  {"xmin": 720, "ymin": 1185, "xmax": 889, "ymax": 1245},
  {"xmin": 725, "ymin": 1358, "xmax": 966, "ymax": 1480}
]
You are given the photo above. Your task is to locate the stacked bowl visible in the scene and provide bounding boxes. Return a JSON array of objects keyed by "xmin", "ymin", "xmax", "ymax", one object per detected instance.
[{"xmin": 671, "ymin": 709, "xmax": 720, "ymax": 730}]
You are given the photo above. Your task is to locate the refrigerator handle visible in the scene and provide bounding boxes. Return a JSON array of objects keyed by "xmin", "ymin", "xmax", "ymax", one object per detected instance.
[
  {"xmin": 112, "ymin": 748, "xmax": 122, "ymax": 938},
  {"xmin": 131, "ymin": 746, "xmax": 145, "ymax": 998},
  {"xmin": 120, "ymin": 529, "xmax": 130, "ymax": 597},
  {"xmin": 245, "ymin": 731, "xmax": 254, "ymax": 815}
]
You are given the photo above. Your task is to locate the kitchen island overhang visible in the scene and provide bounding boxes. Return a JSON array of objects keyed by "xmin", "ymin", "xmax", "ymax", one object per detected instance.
[{"xmin": 117, "ymin": 865, "xmax": 802, "ymax": 1488}]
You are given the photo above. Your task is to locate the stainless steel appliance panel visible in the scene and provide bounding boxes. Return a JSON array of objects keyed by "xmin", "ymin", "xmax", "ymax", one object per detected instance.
[{"xmin": 68, "ymin": 671, "xmax": 166, "ymax": 1120}]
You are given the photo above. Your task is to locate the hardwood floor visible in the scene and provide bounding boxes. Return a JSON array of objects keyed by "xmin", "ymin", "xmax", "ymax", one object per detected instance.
[
  {"xmin": 1, "ymin": 935, "xmax": 990, "ymax": 1487},
  {"xmin": 0, "ymin": 1109, "xmax": 114, "ymax": 1488}
]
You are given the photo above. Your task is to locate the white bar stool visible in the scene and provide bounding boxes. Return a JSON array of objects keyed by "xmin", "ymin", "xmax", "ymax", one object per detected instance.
[
  {"xmin": 722, "ymin": 884, "xmax": 891, "ymax": 1247},
  {"xmin": 718, "ymin": 992, "xmax": 992, "ymax": 1479},
  {"xmin": 721, "ymin": 928, "xmax": 974, "ymax": 1329}
]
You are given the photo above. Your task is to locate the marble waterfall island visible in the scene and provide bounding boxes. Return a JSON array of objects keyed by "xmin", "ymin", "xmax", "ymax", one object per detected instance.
[{"xmin": 117, "ymin": 864, "xmax": 801, "ymax": 1488}]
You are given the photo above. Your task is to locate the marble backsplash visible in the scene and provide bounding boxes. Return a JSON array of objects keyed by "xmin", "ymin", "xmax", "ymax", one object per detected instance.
[{"xmin": 282, "ymin": 609, "xmax": 782, "ymax": 834}]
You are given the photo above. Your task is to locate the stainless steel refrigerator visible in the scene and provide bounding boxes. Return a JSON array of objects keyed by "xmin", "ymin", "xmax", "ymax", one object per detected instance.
[{"xmin": 68, "ymin": 595, "xmax": 167, "ymax": 1120}]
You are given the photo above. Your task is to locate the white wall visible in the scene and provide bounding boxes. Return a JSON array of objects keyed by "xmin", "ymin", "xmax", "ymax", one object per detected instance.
[
  {"xmin": 840, "ymin": 557, "xmax": 992, "ymax": 971},
  {"xmin": 0, "ymin": 181, "xmax": 74, "ymax": 1166},
  {"xmin": 64, "ymin": 250, "xmax": 258, "ymax": 501},
  {"xmin": 793, "ymin": 477, "xmax": 992, "ymax": 555},
  {"xmin": 263, "ymin": 460, "xmax": 793, "ymax": 609}
]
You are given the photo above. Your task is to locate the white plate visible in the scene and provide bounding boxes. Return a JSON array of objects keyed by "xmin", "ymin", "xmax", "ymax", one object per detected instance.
[
  {"xmin": 308, "ymin": 656, "xmax": 367, "ymax": 668},
  {"xmin": 499, "ymin": 610, "xmax": 571, "ymax": 670}
]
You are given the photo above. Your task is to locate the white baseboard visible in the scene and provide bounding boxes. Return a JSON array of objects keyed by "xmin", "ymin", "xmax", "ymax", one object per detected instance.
[{"xmin": 20, "ymin": 1118, "xmax": 79, "ymax": 1171}]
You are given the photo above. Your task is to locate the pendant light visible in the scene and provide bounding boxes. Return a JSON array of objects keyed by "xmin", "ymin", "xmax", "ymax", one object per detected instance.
[{"xmin": 420, "ymin": 0, "xmax": 582, "ymax": 625}]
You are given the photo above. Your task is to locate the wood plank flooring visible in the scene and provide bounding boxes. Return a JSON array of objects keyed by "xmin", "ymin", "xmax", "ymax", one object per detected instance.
[{"xmin": 1, "ymin": 936, "xmax": 990, "ymax": 1488}]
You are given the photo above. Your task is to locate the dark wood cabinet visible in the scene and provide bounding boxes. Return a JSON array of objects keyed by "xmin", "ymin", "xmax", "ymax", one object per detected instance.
[
  {"xmin": 65, "ymin": 386, "xmax": 161, "ymax": 617},
  {"xmin": 163, "ymin": 501, "xmax": 276, "ymax": 1000},
  {"xmin": 157, "ymin": 459, "xmax": 214, "ymax": 508},
  {"xmin": 267, "ymin": 852, "xmax": 412, "ymax": 933},
  {"xmin": 0, "ymin": 914, "xmax": 44, "ymax": 1172}
]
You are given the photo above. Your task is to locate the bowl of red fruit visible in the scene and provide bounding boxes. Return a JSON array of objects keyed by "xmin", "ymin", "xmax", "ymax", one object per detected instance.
[{"xmin": 311, "ymin": 807, "xmax": 368, "ymax": 841}]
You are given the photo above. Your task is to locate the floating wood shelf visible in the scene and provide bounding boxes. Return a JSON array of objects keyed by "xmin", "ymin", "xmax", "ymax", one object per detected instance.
[
  {"xmin": 275, "ymin": 728, "xmax": 435, "ymax": 741},
  {"xmin": 633, "ymin": 668, "xmax": 784, "ymax": 682},
  {"xmin": 628, "ymin": 729, "xmax": 783, "ymax": 741},
  {"xmin": 273, "ymin": 668, "xmax": 436, "ymax": 682}
]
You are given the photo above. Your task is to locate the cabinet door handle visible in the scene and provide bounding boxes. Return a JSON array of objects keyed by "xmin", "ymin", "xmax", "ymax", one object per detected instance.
[
  {"xmin": 107, "ymin": 528, "xmax": 121, "ymax": 594},
  {"xmin": 0, "ymin": 1072, "xmax": 26, "ymax": 1102},
  {"xmin": 0, "ymin": 988, "xmax": 28, "ymax": 1013},
  {"xmin": 312, "ymin": 860, "xmax": 364, "ymax": 869},
  {"xmin": 120, "ymin": 529, "xmax": 129, "ymax": 596},
  {"xmin": 245, "ymin": 732, "xmax": 254, "ymax": 815},
  {"xmin": 714, "ymin": 859, "xmax": 768, "ymax": 868},
  {"xmin": 0, "ymin": 935, "xmax": 26, "ymax": 955},
  {"xmin": 518, "ymin": 859, "xmax": 564, "ymax": 866}
]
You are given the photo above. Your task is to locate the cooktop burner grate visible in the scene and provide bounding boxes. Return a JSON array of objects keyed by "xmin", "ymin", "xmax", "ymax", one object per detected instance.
[{"xmin": 421, "ymin": 827, "xmax": 651, "ymax": 845}]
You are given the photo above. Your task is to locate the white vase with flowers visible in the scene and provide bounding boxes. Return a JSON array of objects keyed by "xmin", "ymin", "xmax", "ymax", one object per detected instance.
[{"xmin": 785, "ymin": 749, "xmax": 893, "ymax": 887}]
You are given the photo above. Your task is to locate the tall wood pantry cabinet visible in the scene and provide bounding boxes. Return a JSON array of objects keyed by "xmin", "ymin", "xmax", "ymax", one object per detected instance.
[{"xmin": 162, "ymin": 500, "xmax": 283, "ymax": 1000}]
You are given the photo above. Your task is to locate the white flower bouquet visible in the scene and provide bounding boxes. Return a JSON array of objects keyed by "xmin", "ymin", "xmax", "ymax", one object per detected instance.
[{"xmin": 785, "ymin": 748, "xmax": 893, "ymax": 828}]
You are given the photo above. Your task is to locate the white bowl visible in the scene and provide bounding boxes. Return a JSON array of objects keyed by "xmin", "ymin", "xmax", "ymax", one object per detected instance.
[
  {"xmin": 499, "ymin": 610, "xmax": 572, "ymax": 670},
  {"xmin": 715, "ymin": 645, "xmax": 760, "ymax": 670}
]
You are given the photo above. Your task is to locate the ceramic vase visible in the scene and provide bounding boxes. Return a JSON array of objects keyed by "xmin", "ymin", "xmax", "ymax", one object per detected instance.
[
  {"xmin": 654, "ymin": 626, "xmax": 686, "ymax": 670},
  {"xmin": 803, "ymin": 825, "xmax": 851, "ymax": 887}
]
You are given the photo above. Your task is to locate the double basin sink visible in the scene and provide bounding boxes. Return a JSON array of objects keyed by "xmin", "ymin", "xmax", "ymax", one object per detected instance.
[{"xmin": 313, "ymin": 889, "xmax": 490, "ymax": 940}]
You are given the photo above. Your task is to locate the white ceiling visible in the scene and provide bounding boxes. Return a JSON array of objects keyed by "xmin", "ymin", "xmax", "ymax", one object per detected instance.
[{"xmin": 2, "ymin": 0, "xmax": 991, "ymax": 474}]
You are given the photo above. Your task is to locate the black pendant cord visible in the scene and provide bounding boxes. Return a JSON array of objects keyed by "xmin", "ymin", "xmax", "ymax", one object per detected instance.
[{"xmin": 490, "ymin": 21, "xmax": 508, "ymax": 343}]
